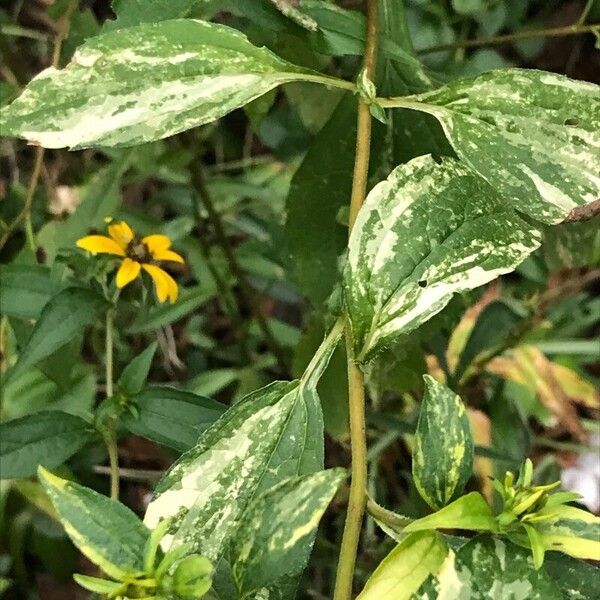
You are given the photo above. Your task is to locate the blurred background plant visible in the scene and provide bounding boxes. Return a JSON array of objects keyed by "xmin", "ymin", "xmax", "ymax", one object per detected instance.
[{"xmin": 0, "ymin": 0, "xmax": 598, "ymax": 598}]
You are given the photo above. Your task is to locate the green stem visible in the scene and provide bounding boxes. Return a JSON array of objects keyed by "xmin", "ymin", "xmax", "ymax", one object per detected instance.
[
  {"xmin": 333, "ymin": 1, "xmax": 379, "ymax": 598},
  {"xmin": 190, "ymin": 164, "xmax": 289, "ymax": 373},
  {"xmin": 418, "ymin": 22, "xmax": 599, "ymax": 55},
  {"xmin": 104, "ymin": 307, "xmax": 119, "ymax": 501},
  {"xmin": 301, "ymin": 317, "xmax": 344, "ymax": 389},
  {"xmin": 578, "ymin": 0, "xmax": 595, "ymax": 25},
  {"xmin": 366, "ymin": 496, "xmax": 413, "ymax": 531}
]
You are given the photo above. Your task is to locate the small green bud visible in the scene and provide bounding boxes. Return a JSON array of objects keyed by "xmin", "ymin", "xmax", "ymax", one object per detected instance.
[{"xmin": 172, "ymin": 555, "xmax": 213, "ymax": 600}]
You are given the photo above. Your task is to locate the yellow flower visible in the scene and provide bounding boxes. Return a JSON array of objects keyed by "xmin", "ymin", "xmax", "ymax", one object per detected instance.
[{"xmin": 76, "ymin": 220, "xmax": 184, "ymax": 303}]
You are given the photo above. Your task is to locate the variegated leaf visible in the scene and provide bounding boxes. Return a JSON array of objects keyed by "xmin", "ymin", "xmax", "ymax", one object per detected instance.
[
  {"xmin": 413, "ymin": 376, "xmax": 474, "ymax": 510},
  {"xmin": 38, "ymin": 467, "xmax": 149, "ymax": 580},
  {"xmin": 0, "ymin": 19, "xmax": 349, "ymax": 149},
  {"xmin": 531, "ymin": 505, "xmax": 600, "ymax": 561},
  {"xmin": 414, "ymin": 535, "xmax": 562, "ymax": 599},
  {"xmin": 357, "ymin": 532, "xmax": 448, "ymax": 600},
  {"xmin": 344, "ymin": 155, "xmax": 541, "ymax": 360},
  {"xmin": 385, "ymin": 69, "xmax": 600, "ymax": 224},
  {"xmin": 232, "ymin": 468, "xmax": 345, "ymax": 596},
  {"xmin": 143, "ymin": 380, "xmax": 324, "ymax": 562}
]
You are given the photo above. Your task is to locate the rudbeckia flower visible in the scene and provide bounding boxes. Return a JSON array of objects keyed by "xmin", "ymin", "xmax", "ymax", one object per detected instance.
[{"xmin": 76, "ymin": 220, "xmax": 184, "ymax": 303}]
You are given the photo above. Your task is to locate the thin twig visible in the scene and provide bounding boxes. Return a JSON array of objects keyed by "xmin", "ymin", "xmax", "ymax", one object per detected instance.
[
  {"xmin": 190, "ymin": 178, "xmax": 252, "ymax": 363},
  {"xmin": 333, "ymin": 1, "xmax": 379, "ymax": 598},
  {"xmin": 563, "ymin": 198, "xmax": 600, "ymax": 223},
  {"xmin": 93, "ymin": 465, "xmax": 164, "ymax": 482},
  {"xmin": 0, "ymin": 0, "xmax": 78, "ymax": 253},
  {"xmin": 418, "ymin": 22, "xmax": 599, "ymax": 55},
  {"xmin": 190, "ymin": 165, "xmax": 289, "ymax": 373}
]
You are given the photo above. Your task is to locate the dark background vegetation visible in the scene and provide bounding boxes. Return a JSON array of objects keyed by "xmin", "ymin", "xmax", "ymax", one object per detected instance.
[{"xmin": 1, "ymin": 1, "xmax": 599, "ymax": 598}]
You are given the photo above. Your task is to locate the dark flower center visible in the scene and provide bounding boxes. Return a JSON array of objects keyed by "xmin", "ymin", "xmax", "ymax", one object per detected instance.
[{"xmin": 126, "ymin": 238, "xmax": 151, "ymax": 263}]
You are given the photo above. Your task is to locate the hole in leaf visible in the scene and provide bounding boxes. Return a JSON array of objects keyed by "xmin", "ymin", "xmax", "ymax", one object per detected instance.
[
  {"xmin": 418, "ymin": 280, "xmax": 428, "ymax": 288},
  {"xmin": 564, "ymin": 117, "xmax": 579, "ymax": 126}
]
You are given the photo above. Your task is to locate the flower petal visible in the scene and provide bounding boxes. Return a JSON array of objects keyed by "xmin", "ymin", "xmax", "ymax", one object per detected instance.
[
  {"xmin": 143, "ymin": 234, "xmax": 171, "ymax": 256},
  {"xmin": 76, "ymin": 235, "xmax": 126, "ymax": 256},
  {"xmin": 116, "ymin": 258, "xmax": 141, "ymax": 289},
  {"xmin": 142, "ymin": 264, "xmax": 178, "ymax": 303},
  {"xmin": 152, "ymin": 249, "xmax": 185, "ymax": 264},
  {"xmin": 108, "ymin": 221, "xmax": 134, "ymax": 249}
]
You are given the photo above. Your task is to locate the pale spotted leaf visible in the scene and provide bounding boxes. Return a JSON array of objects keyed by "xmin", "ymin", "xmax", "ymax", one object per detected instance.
[
  {"xmin": 232, "ymin": 469, "xmax": 345, "ymax": 596},
  {"xmin": 413, "ymin": 376, "xmax": 474, "ymax": 510},
  {"xmin": 413, "ymin": 535, "xmax": 562, "ymax": 599},
  {"xmin": 0, "ymin": 19, "xmax": 349, "ymax": 149},
  {"xmin": 38, "ymin": 467, "xmax": 149, "ymax": 580},
  {"xmin": 344, "ymin": 155, "xmax": 541, "ymax": 361},
  {"xmin": 143, "ymin": 379, "xmax": 325, "ymax": 563},
  {"xmin": 387, "ymin": 69, "xmax": 600, "ymax": 224}
]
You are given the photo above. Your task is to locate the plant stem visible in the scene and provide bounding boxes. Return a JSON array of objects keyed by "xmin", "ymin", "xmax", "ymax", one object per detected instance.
[
  {"xmin": 366, "ymin": 496, "xmax": 413, "ymax": 530},
  {"xmin": 0, "ymin": 0, "xmax": 78, "ymax": 253},
  {"xmin": 104, "ymin": 307, "xmax": 119, "ymax": 501},
  {"xmin": 190, "ymin": 165, "xmax": 289, "ymax": 373},
  {"xmin": 333, "ymin": 1, "xmax": 379, "ymax": 598},
  {"xmin": 190, "ymin": 182, "xmax": 252, "ymax": 363},
  {"xmin": 578, "ymin": 0, "xmax": 595, "ymax": 25},
  {"xmin": 418, "ymin": 22, "xmax": 599, "ymax": 55}
]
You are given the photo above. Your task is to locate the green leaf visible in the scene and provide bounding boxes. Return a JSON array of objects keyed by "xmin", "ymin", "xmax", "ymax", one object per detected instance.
[
  {"xmin": 531, "ymin": 505, "xmax": 600, "ymax": 561},
  {"xmin": 0, "ymin": 265, "xmax": 67, "ymax": 320},
  {"xmin": 542, "ymin": 215, "xmax": 600, "ymax": 270},
  {"xmin": 270, "ymin": 0, "xmax": 317, "ymax": 31},
  {"xmin": 117, "ymin": 343, "xmax": 158, "ymax": 396},
  {"xmin": 357, "ymin": 532, "xmax": 448, "ymax": 600},
  {"xmin": 404, "ymin": 492, "xmax": 498, "ymax": 534},
  {"xmin": 127, "ymin": 284, "xmax": 216, "ymax": 333},
  {"xmin": 73, "ymin": 574, "xmax": 125, "ymax": 595},
  {"xmin": 121, "ymin": 386, "xmax": 226, "ymax": 452},
  {"xmin": 414, "ymin": 535, "xmax": 561, "ymax": 599},
  {"xmin": 105, "ymin": 0, "xmax": 210, "ymax": 31},
  {"xmin": 544, "ymin": 551, "xmax": 600, "ymax": 598},
  {"xmin": 413, "ymin": 376, "xmax": 474, "ymax": 510},
  {"xmin": 0, "ymin": 19, "xmax": 349, "ymax": 149},
  {"xmin": 344, "ymin": 155, "xmax": 541, "ymax": 360},
  {"xmin": 394, "ymin": 69, "xmax": 600, "ymax": 224},
  {"xmin": 8, "ymin": 287, "xmax": 110, "ymax": 381},
  {"xmin": 38, "ymin": 467, "xmax": 150, "ymax": 580},
  {"xmin": 286, "ymin": 94, "xmax": 357, "ymax": 305},
  {"xmin": 143, "ymin": 379, "xmax": 325, "ymax": 562},
  {"xmin": 232, "ymin": 468, "xmax": 345, "ymax": 595},
  {"xmin": 0, "ymin": 412, "xmax": 94, "ymax": 479}
]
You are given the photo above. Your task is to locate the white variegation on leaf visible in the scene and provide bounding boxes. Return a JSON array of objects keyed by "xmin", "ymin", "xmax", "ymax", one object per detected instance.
[
  {"xmin": 143, "ymin": 379, "xmax": 325, "ymax": 562},
  {"xmin": 382, "ymin": 69, "xmax": 600, "ymax": 224},
  {"xmin": 0, "ymin": 19, "xmax": 351, "ymax": 149},
  {"xmin": 343, "ymin": 155, "xmax": 541, "ymax": 360},
  {"xmin": 232, "ymin": 469, "xmax": 345, "ymax": 596},
  {"xmin": 413, "ymin": 376, "xmax": 474, "ymax": 510},
  {"xmin": 414, "ymin": 535, "xmax": 562, "ymax": 599}
]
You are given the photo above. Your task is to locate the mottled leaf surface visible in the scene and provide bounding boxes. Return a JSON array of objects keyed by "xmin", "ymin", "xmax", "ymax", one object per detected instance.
[
  {"xmin": 143, "ymin": 379, "xmax": 324, "ymax": 562},
  {"xmin": 414, "ymin": 535, "xmax": 561, "ymax": 599},
  {"xmin": 38, "ymin": 468, "xmax": 150, "ymax": 580},
  {"xmin": 0, "ymin": 19, "xmax": 344, "ymax": 149},
  {"xmin": 0, "ymin": 412, "xmax": 94, "ymax": 478},
  {"xmin": 532, "ymin": 505, "xmax": 600, "ymax": 560},
  {"xmin": 413, "ymin": 376, "xmax": 474, "ymax": 509},
  {"xmin": 232, "ymin": 469, "xmax": 345, "ymax": 595},
  {"xmin": 357, "ymin": 532, "xmax": 448, "ymax": 600},
  {"xmin": 344, "ymin": 155, "xmax": 541, "ymax": 360},
  {"xmin": 399, "ymin": 69, "xmax": 600, "ymax": 224}
]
